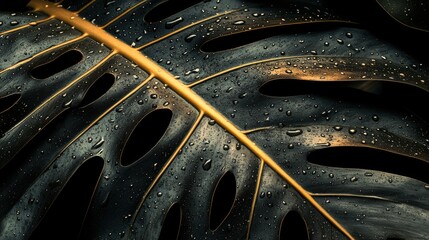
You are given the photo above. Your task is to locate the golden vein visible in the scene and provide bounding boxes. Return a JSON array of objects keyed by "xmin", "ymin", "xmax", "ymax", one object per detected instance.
[
  {"xmin": 0, "ymin": 16, "xmax": 54, "ymax": 36},
  {"xmin": 186, "ymin": 56, "xmax": 312, "ymax": 88},
  {"xmin": 241, "ymin": 126, "xmax": 275, "ymax": 134},
  {"xmin": 311, "ymin": 193, "xmax": 393, "ymax": 202},
  {"xmin": 76, "ymin": 0, "xmax": 97, "ymax": 13},
  {"xmin": 246, "ymin": 161, "xmax": 264, "ymax": 240},
  {"xmin": 27, "ymin": 1, "xmax": 354, "ymax": 239},
  {"xmin": 137, "ymin": 10, "xmax": 237, "ymax": 50},
  {"xmin": 131, "ymin": 111, "xmax": 205, "ymax": 223},
  {"xmin": 101, "ymin": 0, "xmax": 148, "ymax": 28},
  {"xmin": 7, "ymin": 51, "xmax": 115, "ymax": 133},
  {"xmin": 0, "ymin": 34, "xmax": 87, "ymax": 75}
]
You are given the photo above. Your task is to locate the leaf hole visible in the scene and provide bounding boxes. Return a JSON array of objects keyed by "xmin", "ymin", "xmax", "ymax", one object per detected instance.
[
  {"xmin": 259, "ymin": 79, "xmax": 367, "ymax": 97},
  {"xmin": 120, "ymin": 109, "xmax": 173, "ymax": 166},
  {"xmin": 259, "ymin": 79, "xmax": 429, "ymax": 122},
  {"xmin": 29, "ymin": 156, "xmax": 104, "ymax": 240},
  {"xmin": 209, "ymin": 171, "xmax": 236, "ymax": 230},
  {"xmin": 79, "ymin": 73, "xmax": 115, "ymax": 108},
  {"xmin": 279, "ymin": 211, "xmax": 309, "ymax": 240},
  {"xmin": 1, "ymin": 0, "xmax": 31, "ymax": 10},
  {"xmin": 308, "ymin": 147, "xmax": 429, "ymax": 184},
  {"xmin": 0, "ymin": 94, "xmax": 20, "ymax": 114},
  {"xmin": 158, "ymin": 202, "xmax": 182, "ymax": 240},
  {"xmin": 144, "ymin": 0, "xmax": 203, "ymax": 23},
  {"xmin": 30, "ymin": 50, "xmax": 83, "ymax": 79}
]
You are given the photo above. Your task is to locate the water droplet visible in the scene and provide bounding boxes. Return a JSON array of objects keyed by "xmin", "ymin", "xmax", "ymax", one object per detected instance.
[
  {"xmin": 333, "ymin": 126, "xmax": 343, "ymax": 131},
  {"xmin": 236, "ymin": 143, "xmax": 241, "ymax": 150},
  {"xmin": 238, "ymin": 92, "xmax": 247, "ymax": 99},
  {"xmin": 364, "ymin": 172, "xmax": 373, "ymax": 177},
  {"xmin": 185, "ymin": 34, "xmax": 197, "ymax": 42},
  {"xmin": 337, "ymin": 39, "xmax": 344, "ymax": 44},
  {"xmin": 105, "ymin": 0, "xmax": 116, "ymax": 6},
  {"xmin": 63, "ymin": 99, "xmax": 73, "ymax": 108},
  {"xmin": 157, "ymin": 192, "xmax": 163, "ymax": 197},
  {"xmin": 372, "ymin": 115, "xmax": 379, "ymax": 121},
  {"xmin": 202, "ymin": 159, "xmax": 212, "ymax": 170},
  {"xmin": 10, "ymin": 20, "xmax": 19, "ymax": 26},
  {"xmin": 165, "ymin": 17, "xmax": 184, "ymax": 29},
  {"xmin": 286, "ymin": 129, "xmax": 303, "ymax": 137},
  {"xmin": 92, "ymin": 137, "xmax": 105, "ymax": 149},
  {"xmin": 346, "ymin": 32, "xmax": 353, "ymax": 38},
  {"xmin": 223, "ymin": 144, "xmax": 230, "ymax": 150},
  {"xmin": 185, "ymin": 68, "xmax": 200, "ymax": 76},
  {"xmin": 328, "ymin": 173, "xmax": 334, "ymax": 178},
  {"xmin": 350, "ymin": 176, "xmax": 358, "ymax": 182},
  {"xmin": 348, "ymin": 128, "xmax": 357, "ymax": 134},
  {"xmin": 233, "ymin": 20, "xmax": 245, "ymax": 25}
]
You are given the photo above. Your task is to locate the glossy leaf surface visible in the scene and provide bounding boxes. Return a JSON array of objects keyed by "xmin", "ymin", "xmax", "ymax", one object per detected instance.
[{"xmin": 0, "ymin": 0, "xmax": 428, "ymax": 239}]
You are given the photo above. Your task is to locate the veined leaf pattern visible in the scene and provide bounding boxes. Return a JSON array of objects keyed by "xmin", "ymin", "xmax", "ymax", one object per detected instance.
[{"xmin": 0, "ymin": 0, "xmax": 428, "ymax": 239}]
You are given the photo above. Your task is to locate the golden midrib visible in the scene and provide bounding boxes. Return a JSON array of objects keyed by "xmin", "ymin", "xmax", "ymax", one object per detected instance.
[{"xmin": 27, "ymin": 1, "xmax": 354, "ymax": 239}]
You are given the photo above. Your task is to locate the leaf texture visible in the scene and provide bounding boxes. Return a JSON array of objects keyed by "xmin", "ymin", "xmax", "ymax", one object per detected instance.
[{"xmin": 0, "ymin": 0, "xmax": 428, "ymax": 239}]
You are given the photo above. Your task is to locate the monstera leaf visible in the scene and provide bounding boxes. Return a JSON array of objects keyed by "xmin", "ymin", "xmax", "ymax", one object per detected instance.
[{"xmin": 1, "ymin": 0, "xmax": 429, "ymax": 239}]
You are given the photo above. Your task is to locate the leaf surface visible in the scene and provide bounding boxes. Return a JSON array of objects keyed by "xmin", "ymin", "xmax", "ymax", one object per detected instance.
[{"xmin": 0, "ymin": 0, "xmax": 429, "ymax": 239}]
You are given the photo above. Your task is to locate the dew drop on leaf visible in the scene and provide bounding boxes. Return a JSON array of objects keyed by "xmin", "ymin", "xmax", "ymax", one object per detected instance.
[
  {"xmin": 348, "ymin": 128, "xmax": 357, "ymax": 134},
  {"xmin": 202, "ymin": 159, "xmax": 212, "ymax": 170},
  {"xmin": 286, "ymin": 129, "xmax": 303, "ymax": 137},
  {"xmin": 165, "ymin": 17, "xmax": 184, "ymax": 29}
]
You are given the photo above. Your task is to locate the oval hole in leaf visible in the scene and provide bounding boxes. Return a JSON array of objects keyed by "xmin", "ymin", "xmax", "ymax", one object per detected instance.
[
  {"xmin": 30, "ymin": 50, "xmax": 83, "ymax": 79},
  {"xmin": 29, "ymin": 156, "xmax": 104, "ymax": 239},
  {"xmin": 279, "ymin": 211, "xmax": 309, "ymax": 240},
  {"xmin": 0, "ymin": 94, "xmax": 20, "ymax": 114},
  {"xmin": 158, "ymin": 202, "xmax": 182, "ymax": 240},
  {"xmin": 259, "ymin": 79, "xmax": 366, "ymax": 97},
  {"xmin": 121, "ymin": 109, "xmax": 173, "ymax": 166},
  {"xmin": 260, "ymin": 79, "xmax": 429, "ymax": 121},
  {"xmin": 209, "ymin": 171, "xmax": 236, "ymax": 230},
  {"xmin": 1, "ymin": 0, "xmax": 31, "ymax": 10},
  {"xmin": 144, "ymin": 0, "xmax": 203, "ymax": 23},
  {"xmin": 79, "ymin": 73, "xmax": 115, "ymax": 108},
  {"xmin": 308, "ymin": 147, "xmax": 429, "ymax": 184}
]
